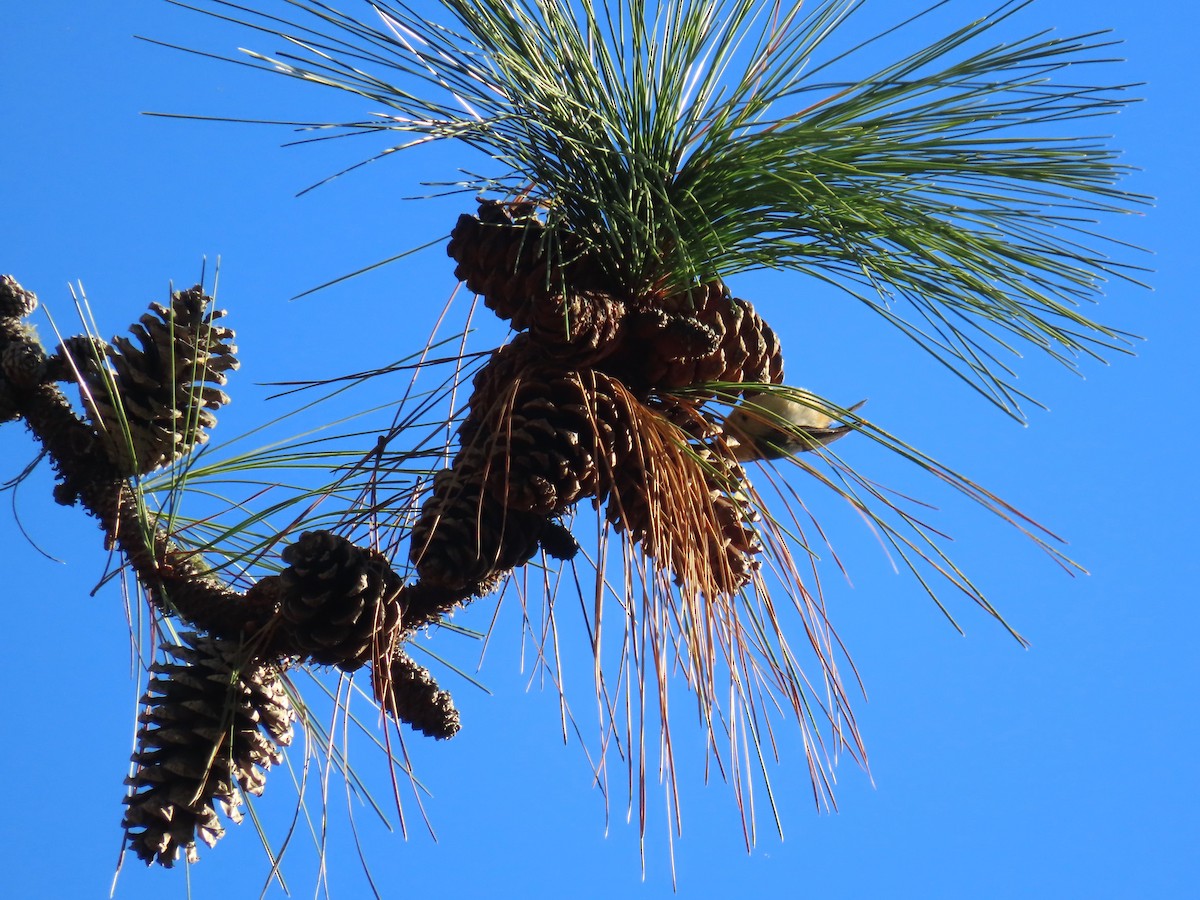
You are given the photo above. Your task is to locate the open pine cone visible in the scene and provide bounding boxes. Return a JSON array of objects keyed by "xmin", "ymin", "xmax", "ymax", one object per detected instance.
[
  {"xmin": 276, "ymin": 530, "xmax": 403, "ymax": 670},
  {"xmin": 76, "ymin": 286, "xmax": 238, "ymax": 477},
  {"xmin": 123, "ymin": 632, "xmax": 294, "ymax": 867}
]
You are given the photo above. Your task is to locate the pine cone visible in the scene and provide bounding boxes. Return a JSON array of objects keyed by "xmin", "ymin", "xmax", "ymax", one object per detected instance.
[
  {"xmin": 474, "ymin": 368, "xmax": 630, "ymax": 516},
  {"xmin": 0, "ymin": 275, "xmax": 37, "ymax": 319},
  {"xmin": 447, "ymin": 200, "xmax": 613, "ymax": 330},
  {"xmin": 446, "ymin": 201, "xmax": 555, "ymax": 327},
  {"xmin": 44, "ymin": 334, "xmax": 109, "ymax": 383},
  {"xmin": 651, "ymin": 395, "xmax": 723, "ymax": 442},
  {"xmin": 467, "ymin": 346, "xmax": 760, "ymax": 596},
  {"xmin": 700, "ymin": 449, "xmax": 764, "ymax": 589},
  {"xmin": 459, "ymin": 334, "xmax": 539, "ymax": 450},
  {"xmin": 123, "ymin": 632, "xmax": 294, "ymax": 867},
  {"xmin": 525, "ymin": 289, "xmax": 628, "ymax": 364},
  {"xmin": 408, "ymin": 445, "xmax": 547, "ymax": 593},
  {"xmin": 78, "ymin": 286, "xmax": 238, "ymax": 476},
  {"xmin": 538, "ymin": 519, "xmax": 580, "ymax": 561},
  {"xmin": 607, "ymin": 282, "xmax": 784, "ymax": 391},
  {"xmin": 277, "ymin": 531, "xmax": 403, "ymax": 671},
  {"xmin": 0, "ymin": 338, "xmax": 45, "ymax": 388},
  {"xmin": 372, "ymin": 651, "xmax": 461, "ymax": 739}
]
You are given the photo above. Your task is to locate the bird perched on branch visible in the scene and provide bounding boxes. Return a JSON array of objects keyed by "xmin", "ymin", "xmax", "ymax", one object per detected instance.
[{"xmin": 724, "ymin": 390, "xmax": 867, "ymax": 461}]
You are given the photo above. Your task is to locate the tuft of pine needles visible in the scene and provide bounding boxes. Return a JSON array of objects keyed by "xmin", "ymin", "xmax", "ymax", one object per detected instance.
[{"xmin": 156, "ymin": 0, "xmax": 1148, "ymax": 417}]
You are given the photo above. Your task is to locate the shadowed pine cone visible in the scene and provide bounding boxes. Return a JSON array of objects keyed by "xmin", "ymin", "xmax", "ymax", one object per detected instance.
[
  {"xmin": 446, "ymin": 201, "xmax": 556, "ymax": 326},
  {"xmin": 447, "ymin": 200, "xmax": 614, "ymax": 330},
  {"xmin": 0, "ymin": 275, "xmax": 37, "ymax": 319},
  {"xmin": 608, "ymin": 282, "xmax": 784, "ymax": 392},
  {"xmin": 464, "ymin": 345, "xmax": 760, "ymax": 595},
  {"xmin": 408, "ymin": 445, "xmax": 547, "ymax": 594},
  {"xmin": 44, "ymin": 334, "xmax": 109, "ymax": 383},
  {"xmin": 277, "ymin": 531, "xmax": 403, "ymax": 671},
  {"xmin": 372, "ymin": 650, "xmax": 461, "ymax": 739},
  {"xmin": 0, "ymin": 338, "xmax": 46, "ymax": 388},
  {"xmin": 525, "ymin": 289, "xmax": 628, "ymax": 364},
  {"xmin": 472, "ymin": 367, "xmax": 632, "ymax": 516},
  {"xmin": 538, "ymin": 518, "xmax": 580, "ymax": 560},
  {"xmin": 699, "ymin": 448, "xmax": 764, "ymax": 589},
  {"xmin": 458, "ymin": 333, "xmax": 540, "ymax": 450},
  {"xmin": 123, "ymin": 632, "xmax": 294, "ymax": 867},
  {"xmin": 77, "ymin": 286, "xmax": 238, "ymax": 476}
]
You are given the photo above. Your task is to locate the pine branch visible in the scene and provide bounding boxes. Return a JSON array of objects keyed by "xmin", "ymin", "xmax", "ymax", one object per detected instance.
[
  {"xmin": 1, "ymin": 273, "xmax": 459, "ymax": 742},
  {"xmin": 1, "ymin": 275, "xmax": 263, "ymax": 639}
]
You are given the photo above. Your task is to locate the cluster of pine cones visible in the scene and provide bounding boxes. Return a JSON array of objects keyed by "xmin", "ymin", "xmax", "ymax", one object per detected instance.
[
  {"xmin": 0, "ymin": 280, "xmax": 280, "ymax": 867},
  {"xmin": 410, "ymin": 199, "xmax": 785, "ymax": 605},
  {"xmin": 10, "ymin": 195, "xmax": 796, "ymax": 868}
]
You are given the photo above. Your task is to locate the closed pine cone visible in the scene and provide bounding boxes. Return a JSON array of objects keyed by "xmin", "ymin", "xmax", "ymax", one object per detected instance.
[
  {"xmin": 458, "ymin": 334, "xmax": 540, "ymax": 451},
  {"xmin": 408, "ymin": 445, "xmax": 547, "ymax": 593},
  {"xmin": 474, "ymin": 368, "xmax": 631, "ymax": 516},
  {"xmin": 524, "ymin": 288, "xmax": 628, "ymax": 364},
  {"xmin": 607, "ymin": 281, "xmax": 784, "ymax": 391},
  {"xmin": 372, "ymin": 650, "xmax": 461, "ymax": 739},
  {"xmin": 0, "ymin": 275, "xmax": 38, "ymax": 319},
  {"xmin": 447, "ymin": 200, "xmax": 615, "ymax": 330},
  {"xmin": 446, "ymin": 200, "xmax": 556, "ymax": 327}
]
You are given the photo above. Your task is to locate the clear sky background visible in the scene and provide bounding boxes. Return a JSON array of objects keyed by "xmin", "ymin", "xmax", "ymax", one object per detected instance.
[{"xmin": 2, "ymin": 2, "xmax": 1196, "ymax": 898}]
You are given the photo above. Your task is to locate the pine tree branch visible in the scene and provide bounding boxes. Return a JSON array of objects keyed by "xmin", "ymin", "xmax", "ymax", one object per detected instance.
[
  {"xmin": 3, "ymin": 275, "xmax": 474, "ymax": 740},
  {"xmin": 1, "ymin": 274, "xmax": 268, "ymax": 642}
]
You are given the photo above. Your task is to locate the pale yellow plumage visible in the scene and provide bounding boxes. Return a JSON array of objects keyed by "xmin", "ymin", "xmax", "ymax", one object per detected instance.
[{"xmin": 724, "ymin": 390, "xmax": 866, "ymax": 461}]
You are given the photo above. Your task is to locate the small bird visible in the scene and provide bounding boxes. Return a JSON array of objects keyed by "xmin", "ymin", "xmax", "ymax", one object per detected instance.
[{"xmin": 724, "ymin": 390, "xmax": 867, "ymax": 461}]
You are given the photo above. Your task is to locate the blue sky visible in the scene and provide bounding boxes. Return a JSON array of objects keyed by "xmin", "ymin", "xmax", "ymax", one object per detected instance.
[{"xmin": 2, "ymin": 2, "xmax": 1196, "ymax": 898}]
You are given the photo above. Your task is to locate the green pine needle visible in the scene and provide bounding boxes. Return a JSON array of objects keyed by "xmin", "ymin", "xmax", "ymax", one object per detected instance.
[{"xmin": 160, "ymin": 0, "xmax": 1148, "ymax": 417}]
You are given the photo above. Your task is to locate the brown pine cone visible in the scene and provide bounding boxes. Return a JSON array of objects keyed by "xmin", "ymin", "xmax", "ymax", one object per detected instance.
[
  {"xmin": 447, "ymin": 200, "xmax": 616, "ymax": 331},
  {"xmin": 408, "ymin": 445, "xmax": 547, "ymax": 593},
  {"xmin": 76, "ymin": 286, "xmax": 238, "ymax": 476},
  {"xmin": 0, "ymin": 275, "xmax": 38, "ymax": 319},
  {"xmin": 459, "ymin": 334, "xmax": 542, "ymax": 450},
  {"xmin": 477, "ymin": 368, "xmax": 631, "ymax": 516},
  {"xmin": 123, "ymin": 632, "xmax": 294, "ymax": 867},
  {"xmin": 0, "ymin": 338, "xmax": 46, "ymax": 388},
  {"xmin": 606, "ymin": 281, "xmax": 784, "ymax": 392},
  {"xmin": 277, "ymin": 531, "xmax": 403, "ymax": 671},
  {"xmin": 525, "ymin": 289, "xmax": 628, "ymax": 364},
  {"xmin": 446, "ymin": 201, "xmax": 556, "ymax": 327},
  {"xmin": 372, "ymin": 650, "xmax": 461, "ymax": 739}
]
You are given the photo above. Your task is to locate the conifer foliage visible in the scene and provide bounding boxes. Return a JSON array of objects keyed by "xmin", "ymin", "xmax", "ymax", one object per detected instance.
[{"xmin": 1, "ymin": 0, "xmax": 1146, "ymax": 878}]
